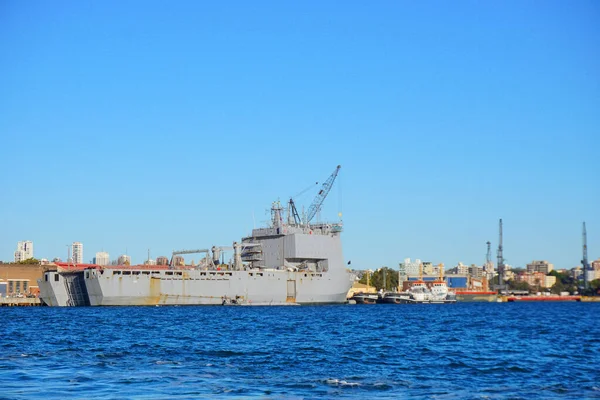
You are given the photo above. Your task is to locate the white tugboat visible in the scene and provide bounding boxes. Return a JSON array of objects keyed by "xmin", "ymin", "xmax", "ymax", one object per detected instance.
[{"xmin": 382, "ymin": 263, "xmax": 456, "ymax": 304}]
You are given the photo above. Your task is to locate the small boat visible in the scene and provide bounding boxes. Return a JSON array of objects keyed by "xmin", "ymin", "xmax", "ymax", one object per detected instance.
[
  {"xmin": 350, "ymin": 292, "xmax": 379, "ymax": 304},
  {"xmin": 380, "ymin": 292, "xmax": 413, "ymax": 304}
]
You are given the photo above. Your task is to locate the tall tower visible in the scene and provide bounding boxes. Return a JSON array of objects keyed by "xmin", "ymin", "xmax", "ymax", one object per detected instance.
[
  {"xmin": 72, "ymin": 242, "xmax": 83, "ymax": 264},
  {"xmin": 496, "ymin": 219, "xmax": 505, "ymax": 288},
  {"xmin": 582, "ymin": 222, "xmax": 589, "ymax": 290}
]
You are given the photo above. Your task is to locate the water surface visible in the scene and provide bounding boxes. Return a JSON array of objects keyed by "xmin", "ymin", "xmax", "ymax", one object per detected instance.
[{"xmin": 1, "ymin": 303, "xmax": 599, "ymax": 399}]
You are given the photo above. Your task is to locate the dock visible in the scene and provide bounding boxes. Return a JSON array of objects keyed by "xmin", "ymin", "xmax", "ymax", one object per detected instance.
[{"xmin": 0, "ymin": 297, "xmax": 43, "ymax": 307}]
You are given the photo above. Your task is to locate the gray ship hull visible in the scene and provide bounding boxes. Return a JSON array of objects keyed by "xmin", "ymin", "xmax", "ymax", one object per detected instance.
[{"xmin": 84, "ymin": 268, "xmax": 352, "ymax": 306}]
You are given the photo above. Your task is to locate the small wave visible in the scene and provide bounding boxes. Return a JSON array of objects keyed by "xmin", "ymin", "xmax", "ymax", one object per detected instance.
[
  {"xmin": 154, "ymin": 360, "xmax": 181, "ymax": 365},
  {"xmin": 69, "ymin": 376, "xmax": 94, "ymax": 383},
  {"xmin": 447, "ymin": 360, "xmax": 470, "ymax": 368},
  {"xmin": 196, "ymin": 350, "xmax": 266, "ymax": 357},
  {"xmin": 371, "ymin": 382, "xmax": 393, "ymax": 391},
  {"xmin": 506, "ymin": 366, "xmax": 532, "ymax": 373},
  {"xmin": 324, "ymin": 378, "xmax": 360, "ymax": 387}
]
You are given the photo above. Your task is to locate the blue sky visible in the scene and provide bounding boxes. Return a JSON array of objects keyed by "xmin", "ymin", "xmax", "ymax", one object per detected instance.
[{"xmin": 1, "ymin": 1, "xmax": 598, "ymax": 269}]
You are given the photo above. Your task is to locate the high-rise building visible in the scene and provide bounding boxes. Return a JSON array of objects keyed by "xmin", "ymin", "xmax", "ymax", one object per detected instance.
[
  {"xmin": 156, "ymin": 256, "xmax": 169, "ymax": 266},
  {"xmin": 94, "ymin": 252, "xmax": 110, "ymax": 266},
  {"xmin": 14, "ymin": 241, "xmax": 34, "ymax": 262},
  {"xmin": 526, "ymin": 260, "xmax": 554, "ymax": 274},
  {"xmin": 173, "ymin": 255, "xmax": 185, "ymax": 266},
  {"xmin": 117, "ymin": 255, "xmax": 131, "ymax": 265},
  {"xmin": 72, "ymin": 242, "xmax": 83, "ymax": 264},
  {"xmin": 401, "ymin": 258, "xmax": 423, "ymax": 275}
]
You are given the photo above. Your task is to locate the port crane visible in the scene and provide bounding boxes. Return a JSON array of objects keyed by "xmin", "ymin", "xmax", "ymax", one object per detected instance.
[
  {"xmin": 497, "ymin": 219, "xmax": 505, "ymax": 290},
  {"xmin": 305, "ymin": 165, "xmax": 341, "ymax": 225},
  {"xmin": 582, "ymin": 222, "xmax": 589, "ymax": 290}
]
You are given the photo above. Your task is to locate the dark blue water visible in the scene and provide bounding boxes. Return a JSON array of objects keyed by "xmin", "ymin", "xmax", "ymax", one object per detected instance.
[{"xmin": 1, "ymin": 303, "xmax": 599, "ymax": 399}]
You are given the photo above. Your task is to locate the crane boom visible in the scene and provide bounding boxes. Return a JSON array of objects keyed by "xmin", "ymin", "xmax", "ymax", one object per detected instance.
[{"xmin": 305, "ymin": 165, "xmax": 341, "ymax": 224}]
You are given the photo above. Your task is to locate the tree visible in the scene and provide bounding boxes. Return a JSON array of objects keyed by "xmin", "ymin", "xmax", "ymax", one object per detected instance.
[
  {"xmin": 590, "ymin": 279, "xmax": 600, "ymax": 295},
  {"xmin": 17, "ymin": 258, "xmax": 40, "ymax": 265},
  {"xmin": 580, "ymin": 279, "xmax": 600, "ymax": 296},
  {"xmin": 508, "ymin": 280, "xmax": 530, "ymax": 291},
  {"xmin": 550, "ymin": 280, "xmax": 567, "ymax": 294},
  {"xmin": 359, "ymin": 267, "xmax": 399, "ymax": 291}
]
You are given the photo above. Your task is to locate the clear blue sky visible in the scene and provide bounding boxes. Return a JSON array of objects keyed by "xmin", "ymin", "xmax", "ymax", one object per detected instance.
[{"xmin": 1, "ymin": 1, "xmax": 598, "ymax": 269}]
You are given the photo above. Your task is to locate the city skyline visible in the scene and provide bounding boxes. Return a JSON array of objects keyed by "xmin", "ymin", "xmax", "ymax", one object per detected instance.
[
  {"xmin": 3, "ymin": 233, "xmax": 598, "ymax": 272},
  {"xmin": 1, "ymin": 2, "xmax": 598, "ymax": 270}
]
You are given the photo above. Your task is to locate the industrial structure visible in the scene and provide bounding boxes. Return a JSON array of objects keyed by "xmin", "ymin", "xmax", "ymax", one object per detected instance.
[
  {"xmin": 582, "ymin": 222, "xmax": 590, "ymax": 290},
  {"xmin": 484, "ymin": 241, "xmax": 493, "ymax": 279},
  {"xmin": 497, "ymin": 219, "xmax": 505, "ymax": 288}
]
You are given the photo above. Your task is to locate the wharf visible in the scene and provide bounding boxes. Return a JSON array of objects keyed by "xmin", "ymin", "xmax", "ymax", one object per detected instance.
[
  {"xmin": 506, "ymin": 295, "xmax": 581, "ymax": 302},
  {"xmin": 0, "ymin": 298, "xmax": 43, "ymax": 307},
  {"xmin": 581, "ymin": 296, "xmax": 600, "ymax": 302}
]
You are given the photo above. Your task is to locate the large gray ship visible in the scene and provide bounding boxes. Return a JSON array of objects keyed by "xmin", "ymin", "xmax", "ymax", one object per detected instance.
[{"xmin": 38, "ymin": 166, "xmax": 354, "ymax": 306}]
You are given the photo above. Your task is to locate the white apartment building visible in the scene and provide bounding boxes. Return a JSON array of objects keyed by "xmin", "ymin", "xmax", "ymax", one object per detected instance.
[
  {"xmin": 454, "ymin": 262, "xmax": 470, "ymax": 275},
  {"xmin": 118, "ymin": 255, "xmax": 131, "ymax": 265},
  {"xmin": 72, "ymin": 242, "xmax": 83, "ymax": 264},
  {"xmin": 94, "ymin": 252, "xmax": 110, "ymax": 266},
  {"xmin": 144, "ymin": 259, "xmax": 157, "ymax": 266},
  {"xmin": 14, "ymin": 241, "xmax": 34, "ymax": 262},
  {"xmin": 401, "ymin": 258, "xmax": 423, "ymax": 275}
]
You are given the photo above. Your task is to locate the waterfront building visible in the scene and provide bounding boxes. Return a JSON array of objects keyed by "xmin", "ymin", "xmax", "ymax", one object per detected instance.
[
  {"xmin": 401, "ymin": 258, "xmax": 423, "ymax": 275},
  {"xmin": 94, "ymin": 252, "xmax": 110, "ymax": 266},
  {"xmin": 117, "ymin": 255, "xmax": 131, "ymax": 265},
  {"xmin": 590, "ymin": 259, "xmax": 600, "ymax": 281},
  {"xmin": 173, "ymin": 255, "xmax": 185, "ymax": 266},
  {"xmin": 0, "ymin": 263, "xmax": 45, "ymax": 296},
  {"xmin": 72, "ymin": 242, "xmax": 83, "ymax": 264},
  {"xmin": 156, "ymin": 256, "xmax": 169, "ymax": 266},
  {"xmin": 526, "ymin": 260, "xmax": 554, "ymax": 274},
  {"xmin": 144, "ymin": 259, "xmax": 157, "ymax": 266},
  {"xmin": 14, "ymin": 241, "xmax": 34, "ymax": 262},
  {"xmin": 469, "ymin": 264, "xmax": 484, "ymax": 279},
  {"xmin": 422, "ymin": 262, "xmax": 434, "ymax": 275},
  {"xmin": 516, "ymin": 272, "xmax": 555, "ymax": 288},
  {"xmin": 545, "ymin": 275, "xmax": 557, "ymax": 288},
  {"xmin": 448, "ymin": 262, "xmax": 470, "ymax": 275}
]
